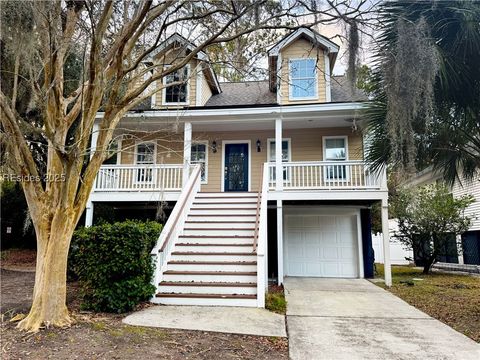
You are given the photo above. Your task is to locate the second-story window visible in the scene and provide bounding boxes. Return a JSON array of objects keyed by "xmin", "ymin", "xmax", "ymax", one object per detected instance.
[
  {"xmin": 289, "ymin": 59, "xmax": 317, "ymax": 100},
  {"xmin": 164, "ymin": 66, "xmax": 189, "ymax": 104}
]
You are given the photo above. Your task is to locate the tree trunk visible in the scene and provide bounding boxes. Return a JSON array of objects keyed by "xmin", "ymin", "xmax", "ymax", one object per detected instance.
[
  {"xmin": 17, "ymin": 211, "xmax": 76, "ymax": 332},
  {"xmin": 423, "ymin": 254, "xmax": 436, "ymax": 274}
]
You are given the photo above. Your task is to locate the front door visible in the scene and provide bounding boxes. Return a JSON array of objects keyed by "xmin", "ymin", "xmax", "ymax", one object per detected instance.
[{"xmin": 224, "ymin": 143, "xmax": 249, "ymax": 192}]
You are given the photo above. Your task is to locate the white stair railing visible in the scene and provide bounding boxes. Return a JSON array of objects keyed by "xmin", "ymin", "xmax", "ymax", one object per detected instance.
[
  {"xmin": 256, "ymin": 163, "xmax": 270, "ymax": 308},
  {"xmin": 150, "ymin": 165, "xmax": 202, "ymax": 292}
]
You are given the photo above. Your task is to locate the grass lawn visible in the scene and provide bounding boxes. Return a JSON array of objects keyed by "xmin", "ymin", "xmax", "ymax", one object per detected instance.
[{"xmin": 375, "ymin": 264, "xmax": 480, "ymax": 342}]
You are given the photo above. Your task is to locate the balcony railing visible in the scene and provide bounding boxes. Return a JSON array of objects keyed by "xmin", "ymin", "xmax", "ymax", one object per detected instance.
[
  {"xmin": 94, "ymin": 164, "xmax": 183, "ymax": 191},
  {"xmin": 268, "ymin": 161, "xmax": 385, "ymax": 190}
]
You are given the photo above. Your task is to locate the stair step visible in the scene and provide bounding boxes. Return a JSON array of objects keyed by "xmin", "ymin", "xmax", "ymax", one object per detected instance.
[
  {"xmin": 159, "ymin": 281, "xmax": 256, "ymax": 287},
  {"xmin": 171, "ymin": 252, "xmax": 255, "ymax": 256},
  {"xmin": 193, "ymin": 197, "xmax": 258, "ymax": 203},
  {"xmin": 162, "ymin": 270, "xmax": 257, "ymax": 282},
  {"xmin": 189, "ymin": 209, "xmax": 257, "ymax": 215},
  {"xmin": 152, "ymin": 295, "xmax": 258, "ymax": 306},
  {"xmin": 183, "ymin": 228, "xmax": 255, "ymax": 236},
  {"xmin": 167, "ymin": 260, "xmax": 257, "ymax": 271},
  {"xmin": 175, "ymin": 244, "xmax": 253, "ymax": 252},
  {"xmin": 164, "ymin": 270, "xmax": 256, "ymax": 275},
  {"xmin": 156, "ymin": 293, "xmax": 256, "ymax": 299},
  {"xmin": 184, "ymin": 222, "xmax": 255, "ymax": 229},
  {"xmin": 191, "ymin": 203, "xmax": 257, "ymax": 209},
  {"xmin": 178, "ymin": 236, "xmax": 253, "ymax": 245},
  {"xmin": 176, "ymin": 243, "xmax": 252, "ymax": 246},
  {"xmin": 168, "ymin": 261, "xmax": 257, "ymax": 265},
  {"xmin": 157, "ymin": 282, "xmax": 257, "ymax": 295}
]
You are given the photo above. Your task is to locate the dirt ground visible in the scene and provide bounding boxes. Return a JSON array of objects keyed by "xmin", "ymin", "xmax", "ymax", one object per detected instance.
[{"xmin": 1, "ymin": 255, "xmax": 288, "ymax": 360}]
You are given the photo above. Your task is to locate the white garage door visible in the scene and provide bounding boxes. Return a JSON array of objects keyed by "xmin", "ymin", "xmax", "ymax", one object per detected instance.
[{"xmin": 285, "ymin": 211, "xmax": 359, "ymax": 278}]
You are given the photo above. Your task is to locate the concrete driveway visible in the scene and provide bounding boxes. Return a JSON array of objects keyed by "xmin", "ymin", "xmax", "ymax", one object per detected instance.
[{"xmin": 285, "ymin": 278, "xmax": 480, "ymax": 360}]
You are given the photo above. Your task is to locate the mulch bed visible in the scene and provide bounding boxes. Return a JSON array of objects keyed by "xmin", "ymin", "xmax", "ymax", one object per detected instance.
[{"xmin": 0, "ymin": 256, "xmax": 288, "ymax": 359}]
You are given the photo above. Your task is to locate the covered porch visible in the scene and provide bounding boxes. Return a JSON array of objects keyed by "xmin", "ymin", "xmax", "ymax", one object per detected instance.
[{"xmin": 89, "ymin": 103, "xmax": 392, "ymax": 286}]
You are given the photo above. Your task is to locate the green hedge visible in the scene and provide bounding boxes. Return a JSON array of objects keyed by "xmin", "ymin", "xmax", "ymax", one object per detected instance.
[{"xmin": 69, "ymin": 220, "xmax": 162, "ymax": 313}]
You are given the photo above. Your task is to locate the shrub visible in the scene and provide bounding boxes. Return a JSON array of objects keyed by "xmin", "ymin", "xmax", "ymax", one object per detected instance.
[{"xmin": 69, "ymin": 220, "xmax": 162, "ymax": 313}]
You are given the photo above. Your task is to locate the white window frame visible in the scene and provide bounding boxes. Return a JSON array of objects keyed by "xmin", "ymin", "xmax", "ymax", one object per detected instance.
[
  {"xmin": 134, "ymin": 141, "xmax": 157, "ymax": 184},
  {"xmin": 267, "ymin": 138, "xmax": 292, "ymax": 162},
  {"xmin": 322, "ymin": 136, "xmax": 349, "ymax": 182},
  {"xmin": 267, "ymin": 138, "xmax": 292, "ymax": 183},
  {"xmin": 288, "ymin": 58, "xmax": 318, "ymax": 101},
  {"xmin": 191, "ymin": 140, "xmax": 208, "ymax": 184},
  {"xmin": 162, "ymin": 64, "xmax": 190, "ymax": 105}
]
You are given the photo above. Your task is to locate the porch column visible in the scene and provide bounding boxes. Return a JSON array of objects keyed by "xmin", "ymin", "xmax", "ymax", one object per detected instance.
[
  {"xmin": 183, "ymin": 122, "xmax": 192, "ymax": 188},
  {"xmin": 275, "ymin": 118, "xmax": 283, "ymax": 191},
  {"xmin": 90, "ymin": 121, "xmax": 99, "ymax": 159},
  {"xmin": 85, "ymin": 201, "xmax": 93, "ymax": 227},
  {"xmin": 277, "ymin": 199, "xmax": 284, "ymax": 285},
  {"xmin": 381, "ymin": 197, "xmax": 392, "ymax": 286}
]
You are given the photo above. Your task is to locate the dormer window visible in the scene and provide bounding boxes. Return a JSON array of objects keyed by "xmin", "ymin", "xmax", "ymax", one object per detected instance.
[
  {"xmin": 163, "ymin": 65, "xmax": 189, "ymax": 104},
  {"xmin": 289, "ymin": 59, "xmax": 317, "ymax": 100}
]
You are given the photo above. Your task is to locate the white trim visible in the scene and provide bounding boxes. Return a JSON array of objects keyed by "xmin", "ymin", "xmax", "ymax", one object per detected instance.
[
  {"xmin": 324, "ymin": 55, "xmax": 331, "ymax": 102},
  {"xmin": 323, "ymin": 135, "xmax": 349, "ymax": 160},
  {"xmin": 134, "ymin": 140, "xmax": 157, "ymax": 165},
  {"xmin": 356, "ymin": 209, "xmax": 365, "ymax": 278},
  {"xmin": 191, "ymin": 140, "xmax": 208, "ymax": 184},
  {"xmin": 276, "ymin": 53, "xmax": 282, "ymax": 104},
  {"xmin": 134, "ymin": 140, "xmax": 157, "ymax": 184},
  {"xmin": 116, "ymin": 139, "xmax": 122, "ymax": 165},
  {"xmin": 195, "ymin": 68, "xmax": 203, "ymax": 106},
  {"xmin": 269, "ymin": 28, "xmax": 340, "ymax": 56},
  {"xmin": 288, "ymin": 58, "xmax": 319, "ymax": 101},
  {"xmin": 221, "ymin": 140, "xmax": 252, "ymax": 192},
  {"xmin": 277, "ymin": 199, "xmax": 284, "ymax": 285},
  {"xmin": 322, "ymin": 135, "xmax": 350, "ymax": 182},
  {"xmin": 147, "ymin": 33, "xmax": 208, "ymax": 61},
  {"xmin": 267, "ymin": 138, "xmax": 292, "ymax": 162},
  {"xmin": 162, "ymin": 64, "xmax": 190, "ymax": 106},
  {"xmin": 96, "ymin": 102, "xmax": 366, "ymax": 119}
]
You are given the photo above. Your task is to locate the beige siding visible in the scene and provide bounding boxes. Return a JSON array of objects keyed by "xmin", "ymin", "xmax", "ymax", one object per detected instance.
[
  {"xmin": 200, "ymin": 71, "xmax": 213, "ymax": 105},
  {"xmin": 119, "ymin": 128, "xmax": 363, "ymax": 192},
  {"xmin": 278, "ymin": 38, "xmax": 327, "ymax": 105}
]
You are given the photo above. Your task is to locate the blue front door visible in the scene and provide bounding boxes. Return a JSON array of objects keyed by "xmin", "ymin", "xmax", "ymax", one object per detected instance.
[{"xmin": 224, "ymin": 143, "xmax": 249, "ymax": 192}]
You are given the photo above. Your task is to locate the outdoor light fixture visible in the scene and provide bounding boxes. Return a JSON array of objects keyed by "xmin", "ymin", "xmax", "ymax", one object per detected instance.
[
  {"xmin": 256, "ymin": 139, "xmax": 261, "ymax": 152},
  {"xmin": 212, "ymin": 140, "xmax": 217, "ymax": 153}
]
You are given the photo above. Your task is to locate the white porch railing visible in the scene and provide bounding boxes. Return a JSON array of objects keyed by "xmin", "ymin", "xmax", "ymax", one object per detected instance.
[
  {"xmin": 268, "ymin": 161, "xmax": 385, "ymax": 190},
  {"xmin": 94, "ymin": 164, "xmax": 183, "ymax": 191},
  {"xmin": 150, "ymin": 164, "xmax": 202, "ymax": 290}
]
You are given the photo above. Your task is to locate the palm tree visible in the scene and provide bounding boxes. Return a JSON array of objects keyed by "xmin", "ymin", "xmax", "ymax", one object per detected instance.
[{"xmin": 364, "ymin": 0, "xmax": 480, "ymax": 183}]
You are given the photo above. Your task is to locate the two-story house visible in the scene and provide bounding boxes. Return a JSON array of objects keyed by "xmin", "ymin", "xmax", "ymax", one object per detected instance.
[{"xmin": 88, "ymin": 28, "xmax": 392, "ymax": 307}]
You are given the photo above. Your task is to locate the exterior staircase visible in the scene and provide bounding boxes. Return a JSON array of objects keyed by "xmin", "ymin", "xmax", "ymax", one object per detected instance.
[{"xmin": 154, "ymin": 192, "xmax": 259, "ymax": 306}]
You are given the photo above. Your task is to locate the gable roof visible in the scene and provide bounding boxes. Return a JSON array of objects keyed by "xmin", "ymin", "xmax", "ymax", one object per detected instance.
[
  {"xmin": 268, "ymin": 27, "xmax": 340, "ymax": 56},
  {"xmin": 146, "ymin": 33, "xmax": 221, "ymax": 94},
  {"xmin": 147, "ymin": 33, "xmax": 208, "ymax": 61}
]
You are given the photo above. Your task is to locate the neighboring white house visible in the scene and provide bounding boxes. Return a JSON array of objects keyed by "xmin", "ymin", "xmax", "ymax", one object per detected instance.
[
  {"xmin": 403, "ymin": 167, "xmax": 480, "ymax": 266},
  {"xmin": 88, "ymin": 28, "xmax": 392, "ymax": 308}
]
